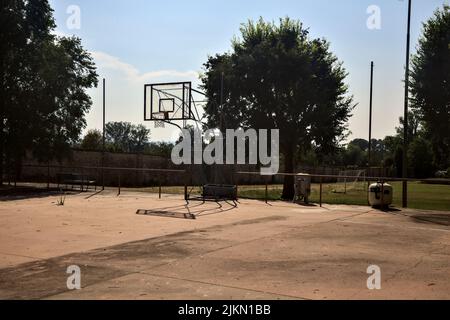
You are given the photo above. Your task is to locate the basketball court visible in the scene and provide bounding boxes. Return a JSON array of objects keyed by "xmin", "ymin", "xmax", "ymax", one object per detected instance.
[
  {"xmin": 0, "ymin": 190, "xmax": 449, "ymax": 300},
  {"xmin": 1, "ymin": 80, "xmax": 449, "ymax": 300}
]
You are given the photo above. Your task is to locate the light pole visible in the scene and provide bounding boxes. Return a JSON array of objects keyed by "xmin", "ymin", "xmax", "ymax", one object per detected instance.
[
  {"xmin": 102, "ymin": 78, "xmax": 106, "ymax": 190},
  {"xmin": 368, "ymin": 61, "xmax": 374, "ymax": 168},
  {"xmin": 402, "ymin": 0, "xmax": 412, "ymax": 208}
]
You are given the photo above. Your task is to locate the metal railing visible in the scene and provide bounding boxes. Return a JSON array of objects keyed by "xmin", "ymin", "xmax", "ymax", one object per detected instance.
[
  {"xmin": 234, "ymin": 171, "xmax": 450, "ymax": 208},
  {"xmin": 5, "ymin": 164, "xmax": 188, "ymax": 200},
  {"xmin": 3, "ymin": 165, "xmax": 450, "ymax": 210}
]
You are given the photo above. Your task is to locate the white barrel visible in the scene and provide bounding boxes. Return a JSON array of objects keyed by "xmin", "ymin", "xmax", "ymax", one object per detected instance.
[
  {"xmin": 294, "ymin": 174, "xmax": 311, "ymax": 204},
  {"xmin": 368, "ymin": 182, "xmax": 393, "ymax": 207}
]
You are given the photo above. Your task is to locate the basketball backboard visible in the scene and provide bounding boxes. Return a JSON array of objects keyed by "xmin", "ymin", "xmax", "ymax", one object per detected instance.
[{"xmin": 144, "ymin": 82, "xmax": 192, "ymax": 122}]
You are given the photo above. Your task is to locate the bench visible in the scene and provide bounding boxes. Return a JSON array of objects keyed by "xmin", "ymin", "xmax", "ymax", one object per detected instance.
[
  {"xmin": 57, "ymin": 173, "xmax": 96, "ymax": 191},
  {"xmin": 202, "ymin": 184, "xmax": 237, "ymax": 200}
]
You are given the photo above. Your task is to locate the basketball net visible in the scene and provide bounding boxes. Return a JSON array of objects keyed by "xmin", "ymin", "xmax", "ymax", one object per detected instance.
[{"xmin": 153, "ymin": 112, "xmax": 168, "ymax": 128}]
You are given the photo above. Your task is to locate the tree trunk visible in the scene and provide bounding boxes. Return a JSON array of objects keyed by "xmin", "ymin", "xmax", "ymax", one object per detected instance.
[
  {"xmin": 14, "ymin": 154, "xmax": 22, "ymax": 183},
  {"xmin": 281, "ymin": 146, "xmax": 295, "ymax": 200},
  {"xmin": 0, "ymin": 101, "xmax": 4, "ymax": 186}
]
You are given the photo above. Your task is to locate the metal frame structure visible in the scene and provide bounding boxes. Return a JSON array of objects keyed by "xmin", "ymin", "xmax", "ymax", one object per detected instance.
[
  {"xmin": 158, "ymin": 98, "xmax": 175, "ymax": 113},
  {"xmin": 144, "ymin": 81, "xmax": 193, "ymax": 122},
  {"xmin": 234, "ymin": 171, "xmax": 450, "ymax": 209},
  {"xmin": 143, "ymin": 81, "xmax": 208, "ymax": 133},
  {"xmin": 11, "ymin": 164, "xmax": 450, "ymax": 210},
  {"xmin": 143, "ymin": 81, "xmax": 226, "ymax": 202}
]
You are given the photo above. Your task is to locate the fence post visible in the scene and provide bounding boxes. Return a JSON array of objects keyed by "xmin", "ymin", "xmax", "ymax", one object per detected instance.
[
  {"xmin": 102, "ymin": 163, "xmax": 105, "ymax": 191},
  {"xmin": 265, "ymin": 180, "xmax": 268, "ymax": 203},
  {"xmin": 184, "ymin": 171, "xmax": 188, "ymax": 201},
  {"xmin": 403, "ymin": 180, "xmax": 408, "ymax": 208},
  {"xmin": 319, "ymin": 177, "xmax": 323, "ymax": 207},
  {"xmin": 118, "ymin": 172, "xmax": 121, "ymax": 196},
  {"xmin": 47, "ymin": 162, "xmax": 50, "ymax": 190},
  {"xmin": 234, "ymin": 172, "xmax": 238, "ymax": 200},
  {"xmin": 80, "ymin": 167, "xmax": 84, "ymax": 192},
  {"xmin": 159, "ymin": 179, "xmax": 161, "ymax": 199}
]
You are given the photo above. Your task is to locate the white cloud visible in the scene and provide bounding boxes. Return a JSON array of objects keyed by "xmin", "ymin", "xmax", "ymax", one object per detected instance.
[
  {"xmin": 85, "ymin": 51, "xmax": 201, "ymax": 142},
  {"xmin": 90, "ymin": 51, "xmax": 199, "ymax": 83}
]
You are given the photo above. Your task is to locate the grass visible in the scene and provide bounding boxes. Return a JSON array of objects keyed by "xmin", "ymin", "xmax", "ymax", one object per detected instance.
[
  {"xmin": 238, "ymin": 181, "xmax": 450, "ymax": 211},
  {"xmin": 123, "ymin": 182, "xmax": 450, "ymax": 211},
  {"xmin": 125, "ymin": 181, "xmax": 450, "ymax": 211},
  {"xmin": 5, "ymin": 181, "xmax": 449, "ymax": 212}
]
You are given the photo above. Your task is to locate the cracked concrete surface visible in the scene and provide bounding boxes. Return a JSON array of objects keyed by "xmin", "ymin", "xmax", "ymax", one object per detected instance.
[{"xmin": 0, "ymin": 191, "xmax": 449, "ymax": 299}]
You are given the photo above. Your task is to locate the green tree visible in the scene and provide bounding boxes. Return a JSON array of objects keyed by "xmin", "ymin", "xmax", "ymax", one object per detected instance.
[
  {"xmin": 105, "ymin": 122, "xmax": 132, "ymax": 152},
  {"xmin": 202, "ymin": 18, "xmax": 354, "ymax": 198},
  {"xmin": 395, "ymin": 111, "xmax": 422, "ymax": 143},
  {"xmin": 408, "ymin": 136, "xmax": 434, "ymax": 178},
  {"xmin": 81, "ymin": 130, "xmax": 103, "ymax": 151},
  {"xmin": 0, "ymin": 0, "xmax": 98, "ymax": 182},
  {"xmin": 1, "ymin": 0, "xmax": 28, "ymax": 181},
  {"xmin": 382, "ymin": 135, "xmax": 401, "ymax": 172},
  {"xmin": 130, "ymin": 124, "xmax": 151, "ymax": 153},
  {"xmin": 342, "ymin": 144, "xmax": 366, "ymax": 167},
  {"xmin": 349, "ymin": 139, "xmax": 369, "ymax": 152},
  {"xmin": 144, "ymin": 142, "xmax": 175, "ymax": 158},
  {"xmin": 105, "ymin": 122, "xmax": 150, "ymax": 153},
  {"xmin": 410, "ymin": 5, "xmax": 450, "ymax": 168},
  {"xmin": 369, "ymin": 139, "xmax": 386, "ymax": 167}
]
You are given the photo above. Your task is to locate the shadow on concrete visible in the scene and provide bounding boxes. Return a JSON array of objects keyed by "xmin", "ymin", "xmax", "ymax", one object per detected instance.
[
  {"xmin": 409, "ymin": 213, "xmax": 450, "ymax": 226},
  {"xmin": 295, "ymin": 202, "xmax": 318, "ymax": 208},
  {"xmin": 0, "ymin": 186, "xmax": 81, "ymax": 202},
  {"xmin": 373, "ymin": 206, "xmax": 402, "ymax": 212},
  {"xmin": 136, "ymin": 200, "xmax": 238, "ymax": 220}
]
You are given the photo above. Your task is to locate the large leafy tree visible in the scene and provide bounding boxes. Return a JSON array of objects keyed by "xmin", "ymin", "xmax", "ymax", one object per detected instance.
[
  {"xmin": 80, "ymin": 129, "xmax": 103, "ymax": 151},
  {"xmin": 1, "ymin": 0, "xmax": 98, "ymax": 182},
  {"xmin": 349, "ymin": 139, "xmax": 369, "ymax": 152},
  {"xmin": 410, "ymin": 5, "xmax": 450, "ymax": 169},
  {"xmin": 105, "ymin": 122, "xmax": 133, "ymax": 152},
  {"xmin": 144, "ymin": 142, "xmax": 175, "ymax": 158},
  {"xmin": 105, "ymin": 122, "xmax": 150, "ymax": 153},
  {"xmin": 201, "ymin": 18, "xmax": 354, "ymax": 198},
  {"xmin": 396, "ymin": 111, "xmax": 422, "ymax": 143},
  {"xmin": 407, "ymin": 136, "xmax": 434, "ymax": 178}
]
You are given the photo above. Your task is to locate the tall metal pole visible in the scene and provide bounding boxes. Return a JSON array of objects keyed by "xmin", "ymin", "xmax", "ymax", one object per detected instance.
[
  {"xmin": 402, "ymin": 0, "xmax": 412, "ymax": 208},
  {"xmin": 219, "ymin": 71, "xmax": 224, "ymax": 131},
  {"xmin": 368, "ymin": 61, "xmax": 374, "ymax": 168},
  {"xmin": 102, "ymin": 78, "xmax": 106, "ymax": 190}
]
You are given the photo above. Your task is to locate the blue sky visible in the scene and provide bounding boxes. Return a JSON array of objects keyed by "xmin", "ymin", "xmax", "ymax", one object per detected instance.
[{"xmin": 49, "ymin": 0, "xmax": 448, "ymax": 142}]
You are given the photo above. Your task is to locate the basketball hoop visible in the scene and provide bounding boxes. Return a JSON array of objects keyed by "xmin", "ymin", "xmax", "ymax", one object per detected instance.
[
  {"xmin": 144, "ymin": 81, "xmax": 205, "ymax": 130},
  {"xmin": 154, "ymin": 121, "xmax": 165, "ymax": 128},
  {"xmin": 152, "ymin": 112, "xmax": 169, "ymax": 128}
]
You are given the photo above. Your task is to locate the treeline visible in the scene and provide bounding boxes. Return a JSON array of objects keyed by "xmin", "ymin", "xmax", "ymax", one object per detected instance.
[
  {"xmin": 77, "ymin": 122, "xmax": 174, "ymax": 158},
  {"xmin": 80, "ymin": 116, "xmax": 447, "ymax": 180},
  {"xmin": 300, "ymin": 5, "xmax": 450, "ymax": 179},
  {"xmin": 1, "ymin": 0, "xmax": 97, "ymax": 183},
  {"xmin": 1, "ymin": 1, "xmax": 448, "ymax": 187},
  {"xmin": 302, "ymin": 111, "xmax": 447, "ymax": 178}
]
